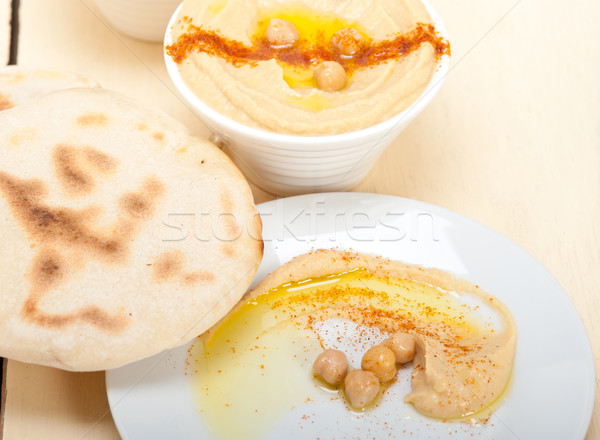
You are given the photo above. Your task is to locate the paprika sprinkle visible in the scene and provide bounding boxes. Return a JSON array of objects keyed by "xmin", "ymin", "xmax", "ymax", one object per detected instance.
[{"xmin": 166, "ymin": 17, "xmax": 450, "ymax": 76}]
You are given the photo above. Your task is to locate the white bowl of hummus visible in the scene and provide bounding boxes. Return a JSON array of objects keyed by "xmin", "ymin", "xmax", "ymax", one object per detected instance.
[{"xmin": 164, "ymin": 0, "xmax": 450, "ymax": 195}]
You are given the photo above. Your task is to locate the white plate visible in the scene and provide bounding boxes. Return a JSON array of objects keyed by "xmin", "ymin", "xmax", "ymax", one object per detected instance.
[{"xmin": 106, "ymin": 193, "xmax": 595, "ymax": 440}]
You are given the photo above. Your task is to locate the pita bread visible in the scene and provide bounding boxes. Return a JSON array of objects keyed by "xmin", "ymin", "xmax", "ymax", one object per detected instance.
[
  {"xmin": 0, "ymin": 65, "xmax": 99, "ymax": 111},
  {"xmin": 0, "ymin": 87, "xmax": 263, "ymax": 371}
]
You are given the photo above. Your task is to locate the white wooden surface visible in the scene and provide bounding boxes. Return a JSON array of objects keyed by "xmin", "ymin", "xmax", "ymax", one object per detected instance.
[{"xmin": 1, "ymin": 0, "xmax": 599, "ymax": 438}]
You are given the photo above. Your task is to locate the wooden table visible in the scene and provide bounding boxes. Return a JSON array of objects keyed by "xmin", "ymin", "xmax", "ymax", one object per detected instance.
[{"xmin": 1, "ymin": 0, "xmax": 599, "ymax": 438}]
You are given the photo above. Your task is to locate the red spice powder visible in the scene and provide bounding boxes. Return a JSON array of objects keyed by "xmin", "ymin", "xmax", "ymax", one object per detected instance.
[{"xmin": 166, "ymin": 18, "xmax": 450, "ymax": 74}]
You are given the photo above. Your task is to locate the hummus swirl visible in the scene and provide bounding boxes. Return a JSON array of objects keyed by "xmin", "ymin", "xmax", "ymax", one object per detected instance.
[
  {"xmin": 168, "ymin": 0, "xmax": 449, "ymax": 134},
  {"xmin": 196, "ymin": 250, "xmax": 517, "ymax": 424}
]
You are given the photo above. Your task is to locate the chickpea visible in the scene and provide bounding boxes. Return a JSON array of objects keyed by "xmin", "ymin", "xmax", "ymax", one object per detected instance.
[
  {"xmin": 331, "ymin": 27, "xmax": 364, "ymax": 57},
  {"xmin": 314, "ymin": 61, "xmax": 347, "ymax": 92},
  {"xmin": 383, "ymin": 332, "xmax": 416, "ymax": 364},
  {"xmin": 313, "ymin": 348, "xmax": 349, "ymax": 385},
  {"xmin": 344, "ymin": 369, "xmax": 380, "ymax": 409},
  {"xmin": 361, "ymin": 345, "xmax": 396, "ymax": 382},
  {"xmin": 265, "ymin": 18, "xmax": 299, "ymax": 47}
]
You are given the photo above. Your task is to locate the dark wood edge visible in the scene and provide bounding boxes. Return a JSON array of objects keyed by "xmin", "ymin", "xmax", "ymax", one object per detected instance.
[
  {"xmin": 8, "ymin": 0, "xmax": 19, "ymax": 65},
  {"xmin": 0, "ymin": 358, "xmax": 6, "ymax": 440}
]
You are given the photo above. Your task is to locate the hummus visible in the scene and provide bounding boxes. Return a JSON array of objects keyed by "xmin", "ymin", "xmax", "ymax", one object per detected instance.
[
  {"xmin": 167, "ymin": 0, "xmax": 449, "ymax": 135},
  {"xmin": 188, "ymin": 250, "xmax": 516, "ymax": 438}
]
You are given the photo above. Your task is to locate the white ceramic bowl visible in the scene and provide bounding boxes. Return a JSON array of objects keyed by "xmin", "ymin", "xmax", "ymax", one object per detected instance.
[
  {"xmin": 94, "ymin": 0, "xmax": 182, "ymax": 42},
  {"xmin": 164, "ymin": 2, "xmax": 450, "ymax": 196}
]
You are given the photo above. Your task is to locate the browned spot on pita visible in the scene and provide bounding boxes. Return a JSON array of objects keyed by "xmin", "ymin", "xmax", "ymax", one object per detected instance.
[
  {"xmin": 258, "ymin": 237, "xmax": 264, "ymax": 256},
  {"xmin": 29, "ymin": 248, "xmax": 65, "ymax": 290},
  {"xmin": 21, "ymin": 296, "xmax": 41, "ymax": 321},
  {"xmin": 21, "ymin": 297, "xmax": 70, "ymax": 328},
  {"xmin": 120, "ymin": 193, "xmax": 152, "ymax": 218},
  {"xmin": 221, "ymin": 191, "xmax": 233, "ymax": 212},
  {"xmin": 9, "ymin": 128, "xmax": 37, "ymax": 147},
  {"xmin": 221, "ymin": 243, "xmax": 235, "ymax": 257},
  {"xmin": 76, "ymin": 113, "xmax": 108, "ymax": 126},
  {"xmin": 0, "ymin": 171, "xmax": 46, "ymax": 200},
  {"xmin": 153, "ymin": 250, "xmax": 185, "ymax": 282},
  {"xmin": 0, "ymin": 92, "xmax": 14, "ymax": 111},
  {"xmin": 22, "ymin": 296, "xmax": 127, "ymax": 331},
  {"xmin": 136, "ymin": 123, "xmax": 148, "ymax": 131},
  {"xmin": 220, "ymin": 192, "xmax": 241, "ymax": 239},
  {"xmin": 120, "ymin": 178, "xmax": 165, "ymax": 219},
  {"xmin": 144, "ymin": 178, "xmax": 165, "ymax": 195},
  {"xmin": 153, "ymin": 250, "xmax": 216, "ymax": 286},
  {"xmin": 226, "ymin": 215, "xmax": 241, "ymax": 238},
  {"xmin": 53, "ymin": 144, "xmax": 94, "ymax": 194},
  {"xmin": 78, "ymin": 305, "xmax": 127, "ymax": 332},
  {"xmin": 84, "ymin": 148, "xmax": 117, "ymax": 173},
  {"xmin": 253, "ymin": 214, "xmax": 264, "ymax": 257},
  {"xmin": 153, "ymin": 132, "xmax": 165, "ymax": 142},
  {"xmin": 52, "ymin": 145, "xmax": 118, "ymax": 196},
  {"xmin": 183, "ymin": 271, "xmax": 216, "ymax": 286},
  {"xmin": 14, "ymin": 186, "xmax": 120, "ymax": 254}
]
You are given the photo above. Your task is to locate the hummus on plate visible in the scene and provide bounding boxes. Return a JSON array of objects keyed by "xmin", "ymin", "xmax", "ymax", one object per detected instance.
[
  {"xmin": 167, "ymin": 0, "xmax": 450, "ymax": 135},
  {"xmin": 187, "ymin": 250, "xmax": 516, "ymax": 438}
]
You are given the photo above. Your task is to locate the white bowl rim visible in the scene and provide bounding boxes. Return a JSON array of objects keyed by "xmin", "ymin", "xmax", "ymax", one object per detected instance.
[{"xmin": 163, "ymin": 0, "xmax": 450, "ymax": 145}]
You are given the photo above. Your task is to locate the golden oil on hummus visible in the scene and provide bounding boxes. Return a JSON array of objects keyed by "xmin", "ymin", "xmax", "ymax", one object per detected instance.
[
  {"xmin": 186, "ymin": 250, "xmax": 516, "ymax": 439},
  {"xmin": 168, "ymin": 0, "xmax": 449, "ymax": 134}
]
